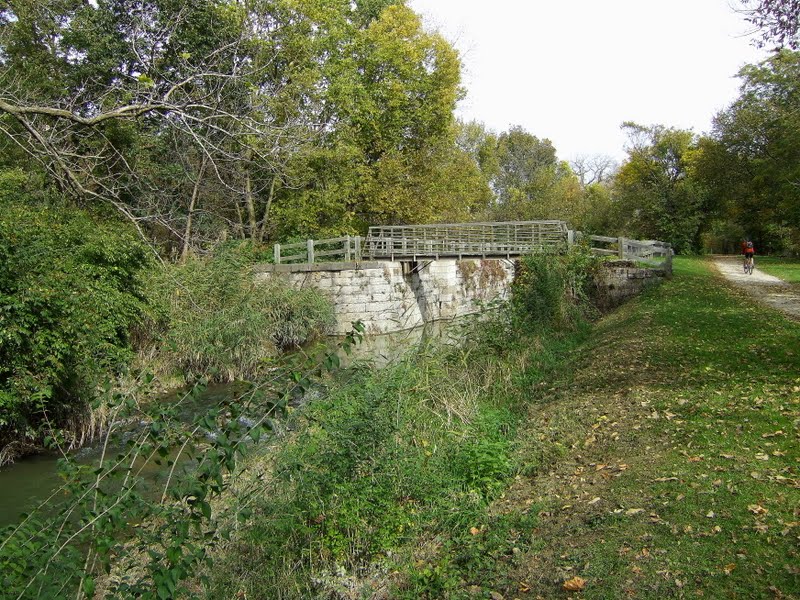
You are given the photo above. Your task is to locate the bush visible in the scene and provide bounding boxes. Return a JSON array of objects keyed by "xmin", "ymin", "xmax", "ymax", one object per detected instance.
[
  {"xmin": 0, "ymin": 171, "xmax": 152, "ymax": 451},
  {"xmin": 511, "ymin": 246, "xmax": 601, "ymax": 330},
  {"xmin": 143, "ymin": 246, "xmax": 335, "ymax": 382}
]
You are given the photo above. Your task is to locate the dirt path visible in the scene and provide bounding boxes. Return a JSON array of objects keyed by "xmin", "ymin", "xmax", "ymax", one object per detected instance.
[{"xmin": 713, "ymin": 255, "xmax": 800, "ymax": 321}]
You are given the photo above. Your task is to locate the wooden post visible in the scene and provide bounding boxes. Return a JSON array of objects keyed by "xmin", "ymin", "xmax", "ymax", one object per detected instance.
[
  {"xmin": 274, "ymin": 243, "xmax": 281, "ymax": 265},
  {"xmin": 355, "ymin": 236, "xmax": 362, "ymax": 261},
  {"xmin": 618, "ymin": 237, "xmax": 626, "ymax": 259},
  {"xmin": 567, "ymin": 230, "xmax": 575, "ymax": 246},
  {"xmin": 345, "ymin": 235, "xmax": 351, "ymax": 262},
  {"xmin": 307, "ymin": 239, "xmax": 315, "ymax": 264}
]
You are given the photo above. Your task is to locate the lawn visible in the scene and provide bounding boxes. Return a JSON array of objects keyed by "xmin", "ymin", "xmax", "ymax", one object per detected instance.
[
  {"xmin": 498, "ymin": 257, "xmax": 800, "ymax": 598},
  {"xmin": 757, "ymin": 256, "xmax": 800, "ymax": 284}
]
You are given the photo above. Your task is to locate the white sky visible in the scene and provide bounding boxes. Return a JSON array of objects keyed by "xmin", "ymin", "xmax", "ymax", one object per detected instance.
[{"xmin": 407, "ymin": 0, "xmax": 769, "ymax": 161}]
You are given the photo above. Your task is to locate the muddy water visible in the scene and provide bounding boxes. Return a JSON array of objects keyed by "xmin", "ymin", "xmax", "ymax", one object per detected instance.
[
  {"xmin": 0, "ymin": 384, "xmax": 243, "ymax": 528},
  {"xmin": 0, "ymin": 323, "xmax": 457, "ymax": 529}
]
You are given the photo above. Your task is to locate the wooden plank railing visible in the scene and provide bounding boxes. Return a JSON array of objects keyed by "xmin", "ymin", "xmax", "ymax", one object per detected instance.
[
  {"xmin": 365, "ymin": 220, "xmax": 569, "ymax": 259},
  {"xmin": 273, "ymin": 235, "xmax": 362, "ymax": 265},
  {"xmin": 578, "ymin": 233, "xmax": 672, "ymax": 269},
  {"xmin": 270, "ymin": 222, "xmax": 672, "ymax": 270}
]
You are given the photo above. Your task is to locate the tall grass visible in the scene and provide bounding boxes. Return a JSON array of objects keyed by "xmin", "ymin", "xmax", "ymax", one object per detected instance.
[{"xmin": 140, "ymin": 246, "xmax": 334, "ymax": 382}]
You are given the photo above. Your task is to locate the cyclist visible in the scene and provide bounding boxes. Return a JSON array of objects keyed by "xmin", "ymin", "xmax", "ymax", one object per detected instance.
[{"xmin": 742, "ymin": 240, "xmax": 755, "ymax": 273}]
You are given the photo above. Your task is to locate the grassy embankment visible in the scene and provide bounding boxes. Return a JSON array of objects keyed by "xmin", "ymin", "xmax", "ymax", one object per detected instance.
[
  {"xmin": 492, "ymin": 257, "xmax": 800, "ymax": 598},
  {"xmin": 757, "ymin": 256, "xmax": 800, "ymax": 285},
  {"xmin": 209, "ymin": 257, "xmax": 799, "ymax": 599}
]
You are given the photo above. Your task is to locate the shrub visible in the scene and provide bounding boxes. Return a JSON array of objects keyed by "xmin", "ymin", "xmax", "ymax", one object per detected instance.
[
  {"xmin": 143, "ymin": 246, "xmax": 335, "ymax": 382},
  {"xmin": 511, "ymin": 246, "xmax": 601, "ymax": 330},
  {"xmin": 0, "ymin": 171, "xmax": 152, "ymax": 452}
]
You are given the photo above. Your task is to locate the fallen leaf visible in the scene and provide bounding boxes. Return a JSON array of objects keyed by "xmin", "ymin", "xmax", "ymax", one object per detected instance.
[
  {"xmin": 748, "ymin": 504, "xmax": 769, "ymax": 516},
  {"xmin": 562, "ymin": 577, "xmax": 587, "ymax": 592},
  {"xmin": 469, "ymin": 527, "xmax": 481, "ymax": 536},
  {"xmin": 755, "ymin": 453, "xmax": 770, "ymax": 461},
  {"xmin": 626, "ymin": 508, "xmax": 645, "ymax": 516},
  {"xmin": 723, "ymin": 563, "xmax": 736, "ymax": 575},
  {"xmin": 654, "ymin": 477, "xmax": 679, "ymax": 482},
  {"xmin": 588, "ymin": 497, "xmax": 601, "ymax": 505}
]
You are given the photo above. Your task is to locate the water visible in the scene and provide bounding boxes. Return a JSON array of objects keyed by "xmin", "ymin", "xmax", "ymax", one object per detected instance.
[
  {"xmin": 336, "ymin": 320, "xmax": 460, "ymax": 367},
  {"xmin": 0, "ymin": 324, "xmax": 457, "ymax": 529},
  {"xmin": 0, "ymin": 383, "xmax": 242, "ymax": 528}
]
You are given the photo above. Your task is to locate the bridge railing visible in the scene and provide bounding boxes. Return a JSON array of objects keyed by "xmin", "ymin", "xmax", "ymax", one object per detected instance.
[
  {"xmin": 273, "ymin": 236, "xmax": 363, "ymax": 265},
  {"xmin": 579, "ymin": 233, "xmax": 673, "ymax": 270},
  {"xmin": 270, "ymin": 222, "xmax": 672, "ymax": 270},
  {"xmin": 365, "ymin": 221, "xmax": 569, "ymax": 259}
]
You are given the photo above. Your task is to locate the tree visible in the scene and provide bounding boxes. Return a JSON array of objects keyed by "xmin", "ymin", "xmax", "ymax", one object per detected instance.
[
  {"xmin": 482, "ymin": 126, "xmax": 586, "ymax": 224},
  {"xmin": 569, "ymin": 154, "xmax": 618, "ymax": 187},
  {"xmin": 697, "ymin": 50, "xmax": 800, "ymax": 253},
  {"xmin": 0, "ymin": 0, "xmax": 323, "ymax": 249},
  {"xmin": 613, "ymin": 122, "xmax": 709, "ymax": 252},
  {"xmin": 740, "ymin": 0, "xmax": 800, "ymax": 49},
  {"xmin": 455, "ymin": 119, "xmax": 500, "ymax": 181},
  {"xmin": 0, "ymin": 0, "xmax": 470, "ymax": 248},
  {"xmin": 267, "ymin": 3, "xmax": 468, "ymax": 235}
]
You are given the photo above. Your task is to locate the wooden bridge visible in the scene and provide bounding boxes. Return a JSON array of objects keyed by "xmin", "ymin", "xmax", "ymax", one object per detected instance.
[{"xmin": 272, "ymin": 220, "xmax": 672, "ymax": 268}]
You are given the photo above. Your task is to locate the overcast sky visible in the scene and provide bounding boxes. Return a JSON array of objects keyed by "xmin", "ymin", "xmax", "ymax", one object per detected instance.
[{"xmin": 406, "ymin": 0, "xmax": 769, "ymax": 161}]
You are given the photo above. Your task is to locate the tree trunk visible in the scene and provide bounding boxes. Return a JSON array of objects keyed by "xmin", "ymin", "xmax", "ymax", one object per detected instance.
[
  {"xmin": 258, "ymin": 176, "xmax": 278, "ymax": 243},
  {"xmin": 180, "ymin": 155, "xmax": 208, "ymax": 263},
  {"xmin": 244, "ymin": 153, "xmax": 257, "ymax": 239}
]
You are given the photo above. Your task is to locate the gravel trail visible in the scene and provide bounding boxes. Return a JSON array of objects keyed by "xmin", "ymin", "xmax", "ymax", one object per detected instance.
[{"xmin": 713, "ymin": 255, "xmax": 800, "ymax": 321}]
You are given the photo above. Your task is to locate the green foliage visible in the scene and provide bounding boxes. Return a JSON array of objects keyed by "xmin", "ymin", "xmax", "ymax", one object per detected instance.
[
  {"xmin": 454, "ymin": 411, "xmax": 513, "ymax": 498},
  {"xmin": 143, "ymin": 245, "xmax": 334, "ymax": 382},
  {"xmin": 205, "ymin": 258, "xmax": 598, "ymax": 597},
  {"xmin": 0, "ymin": 172, "xmax": 151, "ymax": 448},
  {"xmin": 511, "ymin": 246, "xmax": 602, "ymax": 330},
  {"xmin": 697, "ymin": 50, "xmax": 800, "ymax": 254},
  {"xmin": 0, "ymin": 326, "xmax": 364, "ymax": 599},
  {"xmin": 0, "ymin": 0, "xmax": 471, "ymax": 247},
  {"xmin": 613, "ymin": 122, "xmax": 710, "ymax": 253}
]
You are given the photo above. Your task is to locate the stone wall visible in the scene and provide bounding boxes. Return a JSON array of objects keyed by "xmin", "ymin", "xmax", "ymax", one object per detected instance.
[
  {"xmin": 254, "ymin": 259, "xmax": 516, "ymax": 335},
  {"xmin": 591, "ymin": 260, "xmax": 670, "ymax": 310}
]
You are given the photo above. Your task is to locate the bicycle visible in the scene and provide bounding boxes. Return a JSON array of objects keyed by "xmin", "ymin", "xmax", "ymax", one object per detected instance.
[{"xmin": 743, "ymin": 254, "xmax": 755, "ymax": 275}]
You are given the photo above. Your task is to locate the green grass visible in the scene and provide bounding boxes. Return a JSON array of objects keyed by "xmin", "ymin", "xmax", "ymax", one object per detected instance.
[
  {"xmin": 206, "ymin": 320, "xmax": 591, "ymax": 598},
  {"xmin": 207, "ymin": 256, "xmax": 800, "ymax": 598},
  {"xmin": 502, "ymin": 257, "xmax": 800, "ymax": 598},
  {"xmin": 756, "ymin": 256, "xmax": 800, "ymax": 283}
]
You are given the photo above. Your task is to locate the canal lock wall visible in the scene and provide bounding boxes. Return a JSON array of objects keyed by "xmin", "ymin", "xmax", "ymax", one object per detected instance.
[
  {"xmin": 255, "ymin": 258, "xmax": 670, "ymax": 336},
  {"xmin": 255, "ymin": 259, "xmax": 515, "ymax": 335}
]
